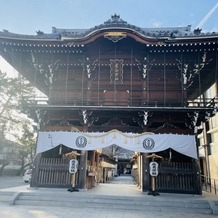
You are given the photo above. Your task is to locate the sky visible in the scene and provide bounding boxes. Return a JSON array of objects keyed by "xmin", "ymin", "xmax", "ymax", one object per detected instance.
[
  {"xmin": 0, "ymin": 0, "xmax": 218, "ymax": 139},
  {"xmin": 0, "ymin": 0, "xmax": 218, "ymax": 75},
  {"xmin": 0, "ymin": 0, "xmax": 218, "ymax": 35}
]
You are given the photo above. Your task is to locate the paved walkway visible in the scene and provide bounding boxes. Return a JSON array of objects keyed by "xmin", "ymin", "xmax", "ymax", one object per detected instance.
[
  {"xmin": 0, "ymin": 175, "xmax": 218, "ymax": 217},
  {"xmin": 87, "ymin": 175, "xmax": 142, "ymax": 197}
]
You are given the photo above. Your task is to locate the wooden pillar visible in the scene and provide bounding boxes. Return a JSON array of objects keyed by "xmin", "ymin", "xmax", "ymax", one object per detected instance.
[
  {"xmin": 78, "ymin": 150, "xmax": 87, "ymax": 190},
  {"xmin": 138, "ymin": 154, "xmax": 142, "ymax": 189},
  {"xmin": 142, "ymin": 153, "xmax": 149, "ymax": 192},
  {"xmin": 30, "ymin": 153, "xmax": 41, "ymax": 188},
  {"xmin": 77, "ymin": 125, "xmax": 88, "ymax": 189},
  {"xmin": 194, "ymin": 159, "xmax": 202, "ymax": 195},
  {"xmin": 92, "ymin": 151, "xmax": 96, "ymax": 187},
  {"xmin": 96, "ymin": 152, "xmax": 100, "ymax": 183},
  {"xmin": 92, "ymin": 151, "xmax": 96, "ymax": 165}
]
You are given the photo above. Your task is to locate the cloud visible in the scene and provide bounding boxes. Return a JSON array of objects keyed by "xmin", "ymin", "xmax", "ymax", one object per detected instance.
[
  {"xmin": 151, "ymin": 19, "xmax": 163, "ymax": 28},
  {"xmin": 196, "ymin": 2, "xmax": 218, "ymax": 29}
]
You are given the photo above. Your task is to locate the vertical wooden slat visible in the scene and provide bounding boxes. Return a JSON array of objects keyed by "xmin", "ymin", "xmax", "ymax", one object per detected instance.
[
  {"xmin": 37, "ymin": 158, "xmax": 71, "ymax": 187},
  {"xmin": 156, "ymin": 161, "xmax": 196, "ymax": 193}
]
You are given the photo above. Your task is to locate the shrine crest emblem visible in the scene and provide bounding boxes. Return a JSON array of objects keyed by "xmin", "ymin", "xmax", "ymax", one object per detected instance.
[
  {"xmin": 143, "ymin": 138, "xmax": 155, "ymax": 150},
  {"xmin": 76, "ymin": 136, "xmax": 87, "ymax": 148}
]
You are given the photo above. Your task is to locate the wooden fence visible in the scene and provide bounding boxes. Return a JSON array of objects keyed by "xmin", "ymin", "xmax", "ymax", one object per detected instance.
[
  {"xmin": 37, "ymin": 158, "xmax": 72, "ymax": 188},
  {"xmin": 35, "ymin": 158, "xmax": 199, "ymax": 193},
  {"xmin": 155, "ymin": 162, "xmax": 198, "ymax": 194}
]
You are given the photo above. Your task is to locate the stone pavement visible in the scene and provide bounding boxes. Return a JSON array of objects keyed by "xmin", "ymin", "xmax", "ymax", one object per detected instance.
[
  {"xmin": 0, "ymin": 204, "xmax": 216, "ymax": 218},
  {"xmin": 0, "ymin": 175, "xmax": 218, "ymax": 218}
]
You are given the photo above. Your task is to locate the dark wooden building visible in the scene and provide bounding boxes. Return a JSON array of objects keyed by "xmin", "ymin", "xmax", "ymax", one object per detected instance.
[{"xmin": 0, "ymin": 14, "xmax": 217, "ymax": 194}]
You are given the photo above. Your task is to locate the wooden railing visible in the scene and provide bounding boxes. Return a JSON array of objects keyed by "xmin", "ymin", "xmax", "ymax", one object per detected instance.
[{"xmin": 25, "ymin": 96, "xmax": 218, "ymax": 109}]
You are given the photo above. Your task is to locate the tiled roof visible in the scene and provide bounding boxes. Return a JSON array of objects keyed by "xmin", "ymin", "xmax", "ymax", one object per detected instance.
[{"xmin": 0, "ymin": 14, "xmax": 218, "ymax": 40}]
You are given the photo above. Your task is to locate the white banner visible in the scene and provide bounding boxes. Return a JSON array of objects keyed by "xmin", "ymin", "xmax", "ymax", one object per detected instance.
[{"xmin": 36, "ymin": 130, "xmax": 197, "ymax": 159}]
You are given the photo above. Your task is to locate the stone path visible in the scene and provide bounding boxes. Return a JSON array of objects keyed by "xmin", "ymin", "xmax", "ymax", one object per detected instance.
[{"xmin": 0, "ymin": 175, "xmax": 218, "ymax": 217}]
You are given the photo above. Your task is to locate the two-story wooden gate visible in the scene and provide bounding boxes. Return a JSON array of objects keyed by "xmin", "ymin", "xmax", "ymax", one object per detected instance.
[{"xmin": 3, "ymin": 15, "xmax": 217, "ymax": 193}]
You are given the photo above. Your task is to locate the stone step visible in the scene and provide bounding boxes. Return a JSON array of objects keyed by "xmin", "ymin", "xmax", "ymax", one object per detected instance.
[
  {"xmin": 15, "ymin": 199, "xmax": 212, "ymax": 214},
  {"xmin": 14, "ymin": 192, "xmax": 213, "ymax": 214},
  {"xmin": 18, "ymin": 194, "xmax": 210, "ymax": 209},
  {"xmin": 0, "ymin": 191, "xmax": 15, "ymax": 204}
]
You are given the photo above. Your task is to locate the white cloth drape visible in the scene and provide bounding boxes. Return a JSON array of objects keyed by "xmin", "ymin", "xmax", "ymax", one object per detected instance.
[{"xmin": 36, "ymin": 130, "xmax": 197, "ymax": 159}]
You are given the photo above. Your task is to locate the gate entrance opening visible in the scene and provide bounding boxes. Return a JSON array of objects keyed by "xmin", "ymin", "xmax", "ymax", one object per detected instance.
[{"xmin": 31, "ymin": 130, "xmax": 200, "ymax": 194}]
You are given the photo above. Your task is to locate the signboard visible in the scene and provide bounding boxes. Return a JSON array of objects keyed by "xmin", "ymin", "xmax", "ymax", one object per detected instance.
[
  {"xmin": 69, "ymin": 159, "xmax": 78, "ymax": 174},
  {"xmin": 149, "ymin": 161, "xmax": 158, "ymax": 177},
  {"xmin": 110, "ymin": 59, "xmax": 124, "ymax": 84}
]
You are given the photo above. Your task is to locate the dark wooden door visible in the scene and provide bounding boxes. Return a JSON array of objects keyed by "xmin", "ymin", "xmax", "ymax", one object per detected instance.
[
  {"xmin": 152, "ymin": 161, "xmax": 200, "ymax": 194},
  {"xmin": 36, "ymin": 158, "xmax": 71, "ymax": 188}
]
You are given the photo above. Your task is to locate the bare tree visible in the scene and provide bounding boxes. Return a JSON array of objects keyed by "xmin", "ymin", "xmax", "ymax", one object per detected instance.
[
  {"xmin": 0, "ymin": 70, "xmax": 36, "ymax": 175},
  {"xmin": 15, "ymin": 121, "xmax": 36, "ymax": 175}
]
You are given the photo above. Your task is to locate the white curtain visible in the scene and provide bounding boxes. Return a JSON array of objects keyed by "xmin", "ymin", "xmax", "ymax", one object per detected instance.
[{"xmin": 36, "ymin": 130, "xmax": 197, "ymax": 159}]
